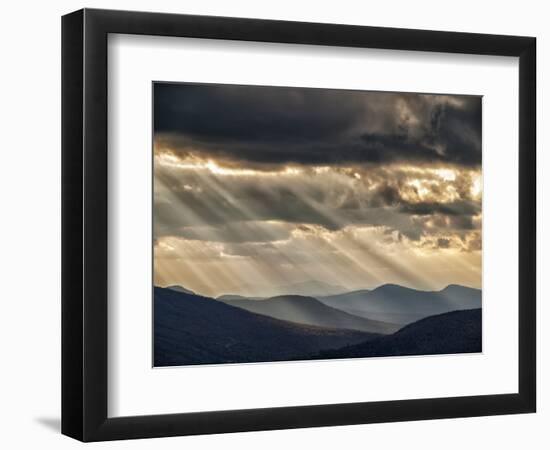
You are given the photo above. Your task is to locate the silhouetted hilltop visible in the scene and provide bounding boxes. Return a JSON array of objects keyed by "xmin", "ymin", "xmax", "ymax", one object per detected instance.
[
  {"xmin": 166, "ymin": 285, "xmax": 195, "ymax": 295},
  {"xmin": 154, "ymin": 287, "xmax": 378, "ymax": 366},
  {"xmin": 318, "ymin": 308, "xmax": 481, "ymax": 359}
]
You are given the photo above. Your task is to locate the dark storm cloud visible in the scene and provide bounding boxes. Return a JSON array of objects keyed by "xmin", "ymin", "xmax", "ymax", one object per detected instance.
[
  {"xmin": 154, "ymin": 83, "xmax": 481, "ymax": 167},
  {"xmin": 154, "ymin": 83, "xmax": 362, "ymax": 143},
  {"xmin": 398, "ymin": 200, "xmax": 481, "ymax": 217}
]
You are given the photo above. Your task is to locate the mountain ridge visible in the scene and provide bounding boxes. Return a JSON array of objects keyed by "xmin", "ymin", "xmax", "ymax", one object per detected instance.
[
  {"xmin": 318, "ymin": 284, "xmax": 481, "ymax": 325},
  {"xmin": 222, "ymin": 279, "xmax": 347, "ymax": 298},
  {"xmin": 219, "ymin": 294, "xmax": 399, "ymax": 334}
]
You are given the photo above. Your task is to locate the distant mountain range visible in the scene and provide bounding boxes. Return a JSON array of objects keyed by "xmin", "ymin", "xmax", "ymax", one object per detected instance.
[
  {"xmin": 318, "ymin": 309, "xmax": 482, "ymax": 359},
  {"xmin": 154, "ymin": 287, "xmax": 378, "ymax": 366},
  {"xmin": 226, "ymin": 279, "xmax": 347, "ymax": 298},
  {"xmin": 317, "ymin": 284, "xmax": 481, "ymax": 325},
  {"xmin": 217, "ymin": 294, "xmax": 264, "ymax": 301},
  {"xmin": 219, "ymin": 295, "xmax": 399, "ymax": 334},
  {"xmin": 155, "ymin": 283, "xmax": 482, "ymax": 366}
]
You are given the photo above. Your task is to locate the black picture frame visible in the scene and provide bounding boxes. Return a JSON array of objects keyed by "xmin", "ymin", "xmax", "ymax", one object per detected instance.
[{"xmin": 61, "ymin": 8, "xmax": 536, "ymax": 442}]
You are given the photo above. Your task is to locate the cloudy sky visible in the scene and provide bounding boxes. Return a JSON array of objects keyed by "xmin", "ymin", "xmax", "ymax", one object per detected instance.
[{"xmin": 153, "ymin": 83, "xmax": 482, "ymax": 298}]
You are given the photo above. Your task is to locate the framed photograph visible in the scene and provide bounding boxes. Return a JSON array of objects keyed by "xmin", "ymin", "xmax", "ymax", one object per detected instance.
[{"xmin": 62, "ymin": 8, "xmax": 536, "ymax": 441}]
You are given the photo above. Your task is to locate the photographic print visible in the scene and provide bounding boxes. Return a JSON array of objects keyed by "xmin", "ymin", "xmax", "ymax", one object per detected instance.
[{"xmin": 153, "ymin": 83, "xmax": 482, "ymax": 367}]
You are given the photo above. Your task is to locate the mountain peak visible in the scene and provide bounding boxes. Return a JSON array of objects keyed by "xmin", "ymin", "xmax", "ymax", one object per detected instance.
[
  {"xmin": 440, "ymin": 284, "xmax": 480, "ymax": 293},
  {"xmin": 166, "ymin": 285, "xmax": 195, "ymax": 295},
  {"xmin": 372, "ymin": 283, "xmax": 416, "ymax": 293}
]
